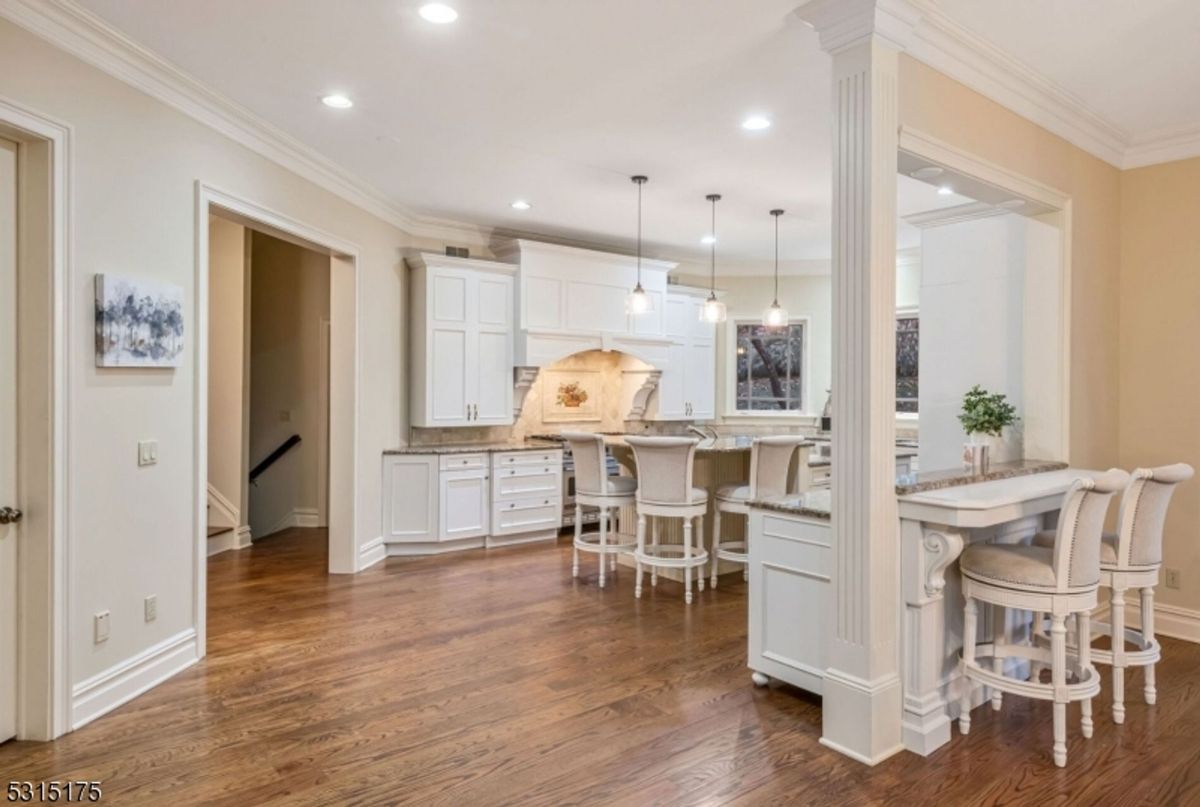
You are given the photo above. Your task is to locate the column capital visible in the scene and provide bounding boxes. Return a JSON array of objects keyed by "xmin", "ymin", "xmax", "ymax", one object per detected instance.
[{"xmin": 794, "ymin": 0, "xmax": 922, "ymax": 55}]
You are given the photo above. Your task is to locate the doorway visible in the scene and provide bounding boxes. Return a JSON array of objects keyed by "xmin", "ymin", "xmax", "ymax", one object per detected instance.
[{"xmin": 196, "ymin": 184, "xmax": 360, "ymax": 655}]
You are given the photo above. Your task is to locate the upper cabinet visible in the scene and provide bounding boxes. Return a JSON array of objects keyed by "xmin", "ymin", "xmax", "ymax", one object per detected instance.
[
  {"xmin": 410, "ymin": 253, "xmax": 516, "ymax": 428},
  {"xmin": 494, "ymin": 240, "xmax": 677, "ymax": 370},
  {"xmin": 655, "ymin": 288, "xmax": 717, "ymax": 421}
]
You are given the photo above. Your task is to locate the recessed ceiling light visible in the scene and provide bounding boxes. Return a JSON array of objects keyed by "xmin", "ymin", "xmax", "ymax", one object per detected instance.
[
  {"xmin": 321, "ymin": 94, "xmax": 353, "ymax": 109},
  {"xmin": 741, "ymin": 115, "xmax": 771, "ymax": 131},
  {"xmin": 937, "ymin": 186, "xmax": 954, "ymax": 196},
  {"xmin": 510, "ymin": 200, "xmax": 531, "ymax": 211},
  {"xmin": 419, "ymin": 3, "xmax": 458, "ymax": 23},
  {"xmin": 910, "ymin": 166, "xmax": 944, "ymax": 180},
  {"xmin": 701, "ymin": 234, "xmax": 717, "ymax": 245}
]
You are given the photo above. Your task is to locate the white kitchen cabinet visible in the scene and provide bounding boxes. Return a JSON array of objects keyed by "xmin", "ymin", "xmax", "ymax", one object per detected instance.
[
  {"xmin": 489, "ymin": 449, "xmax": 562, "ymax": 546},
  {"xmin": 747, "ymin": 508, "xmax": 831, "ymax": 695},
  {"xmin": 439, "ymin": 461, "xmax": 490, "ymax": 541},
  {"xmin": 382, "ymin": 455, "xmax": 439, "ymax": 543},
  {"xmin": 654, "ymin": 288, "xmax": 717, "ymax": 421},
  {"xmin": 410, "ymin": 253, "xmax": 516, "ymax": 428}
]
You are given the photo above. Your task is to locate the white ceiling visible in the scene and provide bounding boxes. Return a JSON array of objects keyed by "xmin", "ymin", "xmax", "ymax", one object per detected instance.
[
  {"xmin": 70, "ymin": 0, "xmax": 1200, "ymax": 264},
  {"xmin": 937, "ymin": 0, "xmax": 1200, "ymax": 140}
]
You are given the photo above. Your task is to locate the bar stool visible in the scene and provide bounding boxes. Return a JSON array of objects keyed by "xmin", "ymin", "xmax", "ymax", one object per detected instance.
[
  {"xmin": 625, "ymin": 436, "xmax": 708, "ymax": 605},
  {"xmin": 710, "ymin": 436, "xmax": 812, "ymax": 588},
  {"xmin": 563, "ymin": 432, "xmax": 638, "ymax": 589},
  {"xmin": 1031, "ymin": 463, "xmax": 1193, "ymax": 723},
  {"xmin": 958, "ymin": 469, "xmax": 1128, "ymax": 767}
]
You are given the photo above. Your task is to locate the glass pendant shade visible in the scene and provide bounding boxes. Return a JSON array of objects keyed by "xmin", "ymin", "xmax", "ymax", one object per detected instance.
[
  {"xmin": 626, "ymin": 282, "xmax": 652, "ymax": 315},
  {"xmin": 763, "ymin": 300, "xmax": 788, "ymax": 328},
  {"xmin": 701, "ymin": 293, "xmax": 726, "ymax": 323}
]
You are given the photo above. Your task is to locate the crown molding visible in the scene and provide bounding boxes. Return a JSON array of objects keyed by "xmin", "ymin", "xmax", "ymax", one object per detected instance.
[
  {"xmin": 0, "ymin": 0, "xmax": 502, "ymax": 245},
  {"xmin": 902, "ymin": 201, "xmax": 1009, "ymax": 229},
  {"xmin": 1123, "ymin": 122, "xmax": 1200, "ymax": 170}
]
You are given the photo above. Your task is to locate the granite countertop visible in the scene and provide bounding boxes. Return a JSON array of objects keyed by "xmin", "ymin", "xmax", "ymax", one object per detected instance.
[
  {"xmin": 383, "ymin": 440, "xmax": 562, "ymax": 456},
  {"xmin": 894, "ymin": 459, "xmax": 1068, "ymax": 496},
  {"xmin": 603, "ymin": 435, "xmax": 815, "ymax": 454},
  {"xmin": 751, "ymin": 490, "xmax": 832, "ymax": 520}
]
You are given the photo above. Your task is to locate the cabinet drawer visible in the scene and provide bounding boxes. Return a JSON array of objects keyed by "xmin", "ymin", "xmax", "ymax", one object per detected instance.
[
  {"xmin": 440, "ymin": 453, "xmax": 488, "ymax": 471},
  {"xmin": 494, "ymin": 470, "xmax": 559, "ymax": 501},
  {"xmin": 491, "ymin": 499, "xmax": 561, "ymax": 536},
  {"xmin": 494, "ymin": 450, "xmax": 561, "ymax": 467},
  {"xmin": 757, "ymin": 513, "xmax": 832, "ymax": 579}
]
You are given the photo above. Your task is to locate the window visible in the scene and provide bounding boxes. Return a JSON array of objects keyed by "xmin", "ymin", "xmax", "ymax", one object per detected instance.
[
  {"xmin": 734, "ymin": 321, "xmax": 805, "ymax": 412},
  {"xmin": 896, "ymin": 313, "xmax": 919, "ymax": 413}
]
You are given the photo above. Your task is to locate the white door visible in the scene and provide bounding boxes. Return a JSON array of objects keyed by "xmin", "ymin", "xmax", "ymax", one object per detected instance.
[
  {"xmin": 428, "ymin": 269, "xmax": 472, "ymax": 425},
  {"xmin": 438, "ymin": 470, "xmax": 489, "ymax": 541},
  {"xmin": 687, "ymin": 339, "xmax": 716, "ymax": 420},
  {"xmin": 473, "ymin": 273, "xmax": 513, "ymax": 425},
  {"xmin": 1, "ymin": 137, "xmax": 19, "ymax": 742}
]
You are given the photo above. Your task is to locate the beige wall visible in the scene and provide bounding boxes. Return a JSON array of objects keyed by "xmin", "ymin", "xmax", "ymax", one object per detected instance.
[
  {"xmin": 206, "ymin": 215, "xmax": 248, "ymax": 528},
  {"xmin": 1119, "ymin": 157, "xmax": 1200, "ymax": 611},
  {"xmin": 248, "ymin": 233, "xmax": 330, "ymax": 537},
  {"xmin": 0, "ymin": 18, "xmax": 496, "ymax": 687},
  {"xmin": 899, "ymin": 56, "xmax": 1123, "ymax": 473}
]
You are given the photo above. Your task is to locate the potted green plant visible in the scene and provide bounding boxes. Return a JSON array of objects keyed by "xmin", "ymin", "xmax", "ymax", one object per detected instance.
[{"xmin": 958, "ymin": 385, "xmax": 1018, "ymax": 474}]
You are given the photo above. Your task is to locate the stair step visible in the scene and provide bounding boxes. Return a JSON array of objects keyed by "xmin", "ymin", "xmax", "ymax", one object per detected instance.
[{"xmin": 207, "ymin": 526, "xmax": 233, "ymax": 538}]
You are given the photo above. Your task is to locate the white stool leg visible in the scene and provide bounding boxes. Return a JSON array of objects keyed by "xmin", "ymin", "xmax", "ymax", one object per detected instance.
[
  {"xmin": 683, "ymin": 517, "xmax": 694, "ymax": 605},
  {"xmin": 650, "ymin": 516, "xmax": 659, "ymax": 588},
  {"xmin": 598, "ymin": 507, "xmax": 608, "ymax": 588},
  {"xmin": 1051, "ymin": 612, "xmax": 1068, "ymax": 768},
  {"xmin": 710, "ymin": 506, "xmax": 722, "ymax": 589},
  {"xmin": 1143, "ymin": 586, "xmax": 1157, "ymax": 705},
  {"xmin": 697, "ymin": 514, "xmax": 705, "ymax": 593},
  {"xmin": 1029, "ymin": 611, "xmax": 1045, "ymax": 682},
  {"xmin": 572, "ymin": 504, "xmax": 582, "ymax": 578},
  {"xmin": 992, "ymin": 604, "xmax": 1005, "ymax": 711},
  {"xmin": 1112, "ymin": 586, "xmax": 1127, "ymax": 724},
  {"xmin": 609, "ymin": 508, "xmax": 617, "ymax": 572},
  {"xmin": 634, "ymin": 513, "xmax": 646, "ymax": 599},
  {"xmin": 1079, "ymin": 609, "xmax": 1094, "ymax": 738},
  {"xmin": 959, "ymin": 596, "xmax": 978, "ymax": 735}
]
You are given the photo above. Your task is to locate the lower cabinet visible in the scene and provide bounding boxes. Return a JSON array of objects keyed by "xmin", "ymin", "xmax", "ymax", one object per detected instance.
[
  {"xmin": 747, "ymin": 508, "xmax": 831, "ymax": 695},
  {"xmin": 382, "ymin": 449, "xmax": 562, "ymax": 555}
]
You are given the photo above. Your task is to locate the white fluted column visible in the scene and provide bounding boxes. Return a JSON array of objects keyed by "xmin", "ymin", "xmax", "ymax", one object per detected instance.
[{"xmin": 796, "ymin": 0, "xmax": 918, "ymax": 765}]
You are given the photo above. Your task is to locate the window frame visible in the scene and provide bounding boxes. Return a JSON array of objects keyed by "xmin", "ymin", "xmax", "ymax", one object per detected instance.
[
  {"xmin": 895, "ymin": 307, "xmax": 919, "ymax": 419},
  {"xmin": 723, "ymin": 315, "xmax": 812, "ymax": 418}
]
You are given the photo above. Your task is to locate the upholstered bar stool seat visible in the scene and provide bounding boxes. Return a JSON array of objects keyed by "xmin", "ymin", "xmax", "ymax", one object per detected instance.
[
  {"xmin": 563, "ymin": 432, "xmax": 638, "ymax": 589},
  {"xmin": 1031, "ymin": 463, "xmax": 1194, "ymax": 723},
  {"xmin": 959, "ymin": 469, "xmax": 1128, "ymax": 768},
  {"xmin": 710, "ymin": 436, "xmax": 811, "ymax": 589},
  {"xmin": 626, "ymin": 436, "xmax": 709, "ymax": 605}
]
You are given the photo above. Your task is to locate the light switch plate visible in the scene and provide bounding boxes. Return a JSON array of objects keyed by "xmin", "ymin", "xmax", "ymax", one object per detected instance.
[
  {"xmin": 94, "ymin": 610, "xmax": 110, "ymax": 643},
  {"xmin": 138, "ymin": 439, "xmax": 158, "ymax": 467},
  {"xmin": 144, "ymin": 594, "xmax": 157, "ymax": 622}
]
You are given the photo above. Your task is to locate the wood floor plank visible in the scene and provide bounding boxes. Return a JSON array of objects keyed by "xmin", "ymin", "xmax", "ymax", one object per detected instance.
[{"xmin": 1, "ymin": 527, "xmax": 1198, "ymax": 805}]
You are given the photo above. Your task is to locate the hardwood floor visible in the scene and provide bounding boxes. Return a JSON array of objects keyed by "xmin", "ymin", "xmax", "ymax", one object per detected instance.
[{"xmin": 3, "ymin": 528, "xmax": 1200, "ymax": 805}]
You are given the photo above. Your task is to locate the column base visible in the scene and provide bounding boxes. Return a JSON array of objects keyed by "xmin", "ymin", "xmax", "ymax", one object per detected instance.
[{"xmin": 820, "ymin": 668, "xmax": 905, "ymax": 766}]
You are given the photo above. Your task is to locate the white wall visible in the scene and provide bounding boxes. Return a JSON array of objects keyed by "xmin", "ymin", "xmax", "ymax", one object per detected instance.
[
  {"xmin": 0, "ymin": 19, "xmax": 492, "ymax": 705},
  {"xmin": 916, "ymin": 212, "xmax": 1061, "ymax": 469},
  {"xmin": 248, "ymin": 233, "xmax": 329, "ymax": 538},
  {"xmin": 206, "ymin": 216, "xmax": 248, "ymax": 529}
]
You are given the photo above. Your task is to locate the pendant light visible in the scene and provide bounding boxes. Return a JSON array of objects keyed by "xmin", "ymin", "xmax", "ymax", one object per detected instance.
[
  {"xmin": 626, "ymin": 175, "xmax": 653, "ymax": 315},
  {"xmin": 763, "ymin": 209, "xmax": 788, "ymax": 328},
  {"xmin": 700, "ymin": 193, "xmax": 727, "ymax": 323}
]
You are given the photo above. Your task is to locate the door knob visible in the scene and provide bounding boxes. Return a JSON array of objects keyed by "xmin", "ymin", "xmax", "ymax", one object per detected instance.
[{"xmin": 0, "ymin": 507, "xmax": 22, "ymax": 525}]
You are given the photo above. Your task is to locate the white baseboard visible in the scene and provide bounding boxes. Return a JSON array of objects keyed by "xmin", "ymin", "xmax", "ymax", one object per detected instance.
[
  {"xmin": 261, "ymin": 506, "xmax": 321, "ymax": 538},
  {"xmin": 207, "ymin": 525, "xmax": 252, "ymax": 556},
  {"xmin": 1092, "ymin": 599, "xmax": 1200, "ymax": 644},
  {"xmin": 358, "ymin": 536, "xmax": 386, "ymax": 570},
  {"xmin": 71, "ymin": 629, "xmax": 199, "ymax": 730}
]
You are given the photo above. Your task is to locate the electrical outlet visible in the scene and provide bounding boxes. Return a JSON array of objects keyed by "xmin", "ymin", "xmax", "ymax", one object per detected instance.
[
  {"xmin": 144, "ymin": 594, "xmax": 157, "ymax": 622},
  {"xmin": 279, "ymin": 409, "xmax": 292, "ymax": 423},
  {"xmin": 1166, "ymin": 568, "xmax": 1182, "ymax": 589},
  {"xmin": 94, "ymin": 610, "xmax": 110, "ymax": 643},
  {"xmin": 137, "ymin": 439, "xmax": 158, "ymax": 467}
]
